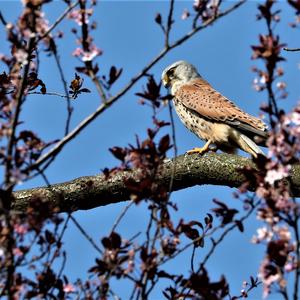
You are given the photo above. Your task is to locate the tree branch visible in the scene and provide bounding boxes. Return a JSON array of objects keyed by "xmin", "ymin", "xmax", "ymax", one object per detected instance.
[{"xmin": 13, "ymin": 153, "xmax": 300, "ymax": 212}]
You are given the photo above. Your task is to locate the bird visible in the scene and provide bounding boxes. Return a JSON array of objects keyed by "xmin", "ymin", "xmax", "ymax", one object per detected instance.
[{"xmin": 161, "ymin": 60, "xmax": 268, "ymax": 158}]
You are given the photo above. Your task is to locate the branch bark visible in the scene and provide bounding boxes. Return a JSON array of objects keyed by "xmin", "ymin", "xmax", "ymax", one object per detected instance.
[{"xmin": 13, "ymin": 153, "xmax": 300, "ymax": 212}]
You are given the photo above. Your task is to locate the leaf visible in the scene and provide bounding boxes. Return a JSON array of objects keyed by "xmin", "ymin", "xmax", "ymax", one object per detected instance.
[
  {"xmin": 204, "ymin": 213, "xmax": 213, "ymax": 225},
  {"xmin": 109, "ymin": 147, "xmax": 127, "ymax": 161},
  {"xmin": 158, "ymin": 134, "xmax": 170, "ymax": 154},
  {"xmin": 79, "ymin": 88, "xmax": 91, "ymax": 93},
  {"xmin": 157, "ymin": 270, "xmax": 174, "ymax": 279},
  {"xmin": 235, "ymin": 220, "xmax": 244, "ymax": 232},
  {"xmin": 101, "ymin": 237, "xmax": 111, "ymax": 249},
  {"xmin": 110, "ymin": 232, "xmax": 121, "ymax": 249},
  {"xmin": 213, "ymin": 199, "xmax": 228, "ymax": 209},
  {"xmin": 108, "ymin": 66, "xmax": 123, "ymax": 85},
  {"xmin": 155, "ymin": 13, "xmax": 162, "ymax": 25}
]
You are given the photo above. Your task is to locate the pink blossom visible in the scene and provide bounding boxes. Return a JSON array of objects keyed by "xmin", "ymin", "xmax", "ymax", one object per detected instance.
[
  {"xmin": 276, "ymin": 81, "xmax": 286, "ymax": 90},
  {"xmin": 181, "ymin": 9, "xmax": 190, "ymax": 20},
  {"xmin": 14, "ymin": 224, "xmax": 28, "ymax": 235},
  {"xmin": 253, "ymin": 78, "xmax": 263, "ymax": 91},
  {"xmin": 274, "ymin": 226, "xmax": 291, "ymax": 241},
  {"xmin": 264, "ymin": 165, "xmax": 291, "ymax": 185},
  {"xmin": 240, "ymin": 289, "xmax": 247, "ymax": 297},
  {"xmin": 13, "ymin": 248, "xmax": 23, "ymax": 257},
  {"xmin": 260, "ymin": 74, "xmax": 267, "ymax": 84},
  {"xmin": 251, "ymin": 226, "xmax": 273, "ymax": 243},
  {"xmin": 68, "ymin": 9, "xmax": 93, "ymax": 26},
  {"xmin": 82, "ymin": 46, "xmax": 102, "ymax": 62},
  {"xmin": 72, "ymin": 45, "xmax": 102, "ymax": 62},
  {"xmin": 72, "ymin": 47, "xmax": 83, "ymax": 57},
  {"xmin": 284, "ymin": 261, "xmax": 297, "ymax": 272},
  {"xmin": 14, "ymin": 49, "xmax": 28, "ymax": 65},
  {"xmin": 259, "ymin": 259, "xmax": 281, "ymax": 298},
  {"xmin": 63, "ymin": 283, "xmax": 76, "ymax": 293},
  {"xmin": 285, "ymin": 111, "xmax": 300, "ymax": 126}
]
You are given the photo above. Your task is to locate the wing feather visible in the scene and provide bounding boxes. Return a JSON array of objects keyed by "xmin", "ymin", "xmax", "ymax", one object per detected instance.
[{"xmin": 175, "ymin": 78, "xmax": 268, "ymax": 140}]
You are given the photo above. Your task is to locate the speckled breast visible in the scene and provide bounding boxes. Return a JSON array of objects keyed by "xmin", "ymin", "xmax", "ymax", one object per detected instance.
[{"xmin": 173, "ymin": 98, "xmax": 213, "ymax": 142}]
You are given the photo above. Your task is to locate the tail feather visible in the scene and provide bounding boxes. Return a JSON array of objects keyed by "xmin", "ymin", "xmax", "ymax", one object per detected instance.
[{"xmin": 238, "ymin": 134, "xmax": 265, "ymax": 158}]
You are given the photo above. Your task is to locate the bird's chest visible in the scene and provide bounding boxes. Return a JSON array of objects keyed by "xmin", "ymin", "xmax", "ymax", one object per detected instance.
[{"xmin": 173, "ymin": 99, "xmax": 212, "ymax": 141}]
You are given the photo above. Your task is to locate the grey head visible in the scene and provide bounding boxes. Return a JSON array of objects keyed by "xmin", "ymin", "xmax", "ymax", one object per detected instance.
[{"xmin": 161, "ymin": 61, "xmax": 200, "ymax": 93}]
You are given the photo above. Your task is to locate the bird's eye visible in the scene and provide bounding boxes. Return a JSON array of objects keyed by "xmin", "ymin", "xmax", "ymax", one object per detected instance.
[{"xmin": 167, "ymin": 68, "xmax": 175, "ymax": 78}]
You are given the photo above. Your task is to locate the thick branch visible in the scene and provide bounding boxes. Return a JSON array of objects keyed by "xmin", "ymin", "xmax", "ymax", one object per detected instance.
[{"xmin": 13, "ymin": 153, "xmax": 300, "ymax": 212}]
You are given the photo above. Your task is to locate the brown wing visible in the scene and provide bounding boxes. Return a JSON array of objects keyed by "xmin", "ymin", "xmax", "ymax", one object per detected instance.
[{"xmin": 175, "ymin": 78, "xmax": 268, "ymax": 140}]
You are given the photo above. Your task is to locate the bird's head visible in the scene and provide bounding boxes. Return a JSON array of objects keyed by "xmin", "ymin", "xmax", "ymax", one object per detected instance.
[{"xmin": 161, "ymin": 61, "xmax": 200, "ymax": 90}]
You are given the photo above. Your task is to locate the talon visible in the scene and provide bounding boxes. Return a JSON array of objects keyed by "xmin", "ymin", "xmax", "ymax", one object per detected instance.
[
  {"xmin": 187, "ymin": 147, "xmax": 209, "ymax": 155},
  {"xmin": 186, "ymin": 140, "xmax": 212, "ymax": 155}
]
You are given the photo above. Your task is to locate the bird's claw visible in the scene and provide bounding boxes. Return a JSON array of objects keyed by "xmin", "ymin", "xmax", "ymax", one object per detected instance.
[{"xmin": 186, "ymin": 147, "xmax": 209, "ymax": 155}]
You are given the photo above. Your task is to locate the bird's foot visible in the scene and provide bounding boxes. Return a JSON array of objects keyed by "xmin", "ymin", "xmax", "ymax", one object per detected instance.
[{"xmin": 186, "ymin": 147, "xmax": 210, "ymax": 155}]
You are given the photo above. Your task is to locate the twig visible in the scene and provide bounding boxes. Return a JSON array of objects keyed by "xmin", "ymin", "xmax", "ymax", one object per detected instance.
[
  {"xmin": 52, "ymin": 48, "xmax": 73, "ymax": 135},
  {"xmin": 110, "ymin": 201, "xmax": 134, "ymax": 234},
  {"xmin": 0, "ymin": 10, "xmax": 7, "ymax": 26},
  {"xmin": 79, "ymin": 0, "xmax": 107, "ymax": 103},
  {"xmin": 191, "ymin": 245, "xmax": 196, "ymax": 272},
  {"xmin": 165, "ymin": 0, "xmax": 175, "ymax": 47},
  {"xmin": 230, "ymin": 280, "xmax": 262, "ymax": 299},
  {"xmin": 283, "ymin": 47, "xmax": 300, "ymax": 52},
  {"xmin": 293, "ymin": 216, "xmax": 299, "ymax": 300},
  {"xmin": 5, "ymin": 37, "xmax": 35, "ymax": 189},
  {"xmin": 27, "ymin": 0, "xmax": 246, "ymax": 172},
  {"xmin": 70, "ymin": 214, "xmax": 103, "ymax": 255},
  {"xmin": 37, "ymin": 1, "xmax": 80, "ymax": 43},
  {"xmin": 167, "ymin": 101, "xmax": 177, "ymax": 196},
  {"xmin": 199, "ymin": 202, "xmax": 258, "ymax": 271},
  {"xmin": 28, "ymin": 91, "xmax": 69, "ymax": 98}
]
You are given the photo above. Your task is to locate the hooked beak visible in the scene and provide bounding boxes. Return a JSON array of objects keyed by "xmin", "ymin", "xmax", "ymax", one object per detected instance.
[{"xmin": 162, "ymin": 74, "xmax": 170, "ymax": 88}]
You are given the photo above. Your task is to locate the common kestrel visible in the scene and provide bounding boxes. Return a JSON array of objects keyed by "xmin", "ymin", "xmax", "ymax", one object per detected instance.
[{"xmin": 161, "ymin": 61, "xmax": 268, "ymax": 158}]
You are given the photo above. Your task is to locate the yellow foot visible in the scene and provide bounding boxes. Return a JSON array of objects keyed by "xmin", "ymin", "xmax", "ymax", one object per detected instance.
[{"xmin": 186, "ymin": 147, "xmax": 209, "ymax": 155}]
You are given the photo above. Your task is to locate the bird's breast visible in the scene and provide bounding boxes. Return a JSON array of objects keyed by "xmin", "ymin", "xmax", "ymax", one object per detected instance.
[{"xmin": 173, "ymin": 99, "xmax": 231, "ymax": 144}]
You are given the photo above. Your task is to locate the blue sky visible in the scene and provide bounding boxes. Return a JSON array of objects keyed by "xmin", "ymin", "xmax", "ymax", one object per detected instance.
[{"xmin": 1, "ymin": 1, "xmax": 299, "ymax": 299}]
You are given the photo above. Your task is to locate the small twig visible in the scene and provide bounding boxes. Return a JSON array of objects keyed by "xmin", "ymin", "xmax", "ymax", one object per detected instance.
[
  {"xmin": 190, "ymin": 245, "xmax": 196, "ymax": 272},
  {"xmin": 167, "ymin": 101, "xmax": 177, "ymax": 196},
  {"xmin": 199, "ymin": 202, "xmax": 258, "ymax": 271},
  {"xmin": 283, "ymin": 47, "xmax": 300, "ymax": 52},
  {"xmin": 165, "ymin": 0, "xmax": 175, "ymax": 47},
  {"xmin": 87, "ymin": 68, "xmax": 107, "ymax": 103},
  {"xmin": 27, "ymin": 0, "xmax": 245, "ymax": 172},
  {"xmin": 52, "ymin": 48, "xmax": 73, "ymax": 135},
  {"xmin": 28, "ymin": 91, "xmax": 69, "ymax": 98},
  {"xmin": 0, "ymin": 10, "xmax": 7, "ymax": 26},
  {"xmin": 70, "ymin": 214, "xmax": 103, "ymax": 255},
  {"xmin": 79, "ymin": 0, "xmax": 107, "ymax": 103},
  {"xmin": 110, "ymin": 201, "xmax": 134, "ymax": 234},
  {"xmin": 293, "ymin": 216, "xmax": 300, "ymax": 300},
  {"xmin": 230, "ymin": 280, "xmax": 262, "ymax": 299},
  {"xmin": 37, "ymin": 1, "xmax": 80, "ymax": 43}
]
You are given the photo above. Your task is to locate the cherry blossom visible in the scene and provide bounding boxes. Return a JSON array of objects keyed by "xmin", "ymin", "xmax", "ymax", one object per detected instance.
[
  {"xmin": 264, "ymin": 165, "xmax": 291, "ymax": 185},
  {"xmin": 63, "ymin": 283, "xmax": 76, "ymax": 293}
]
